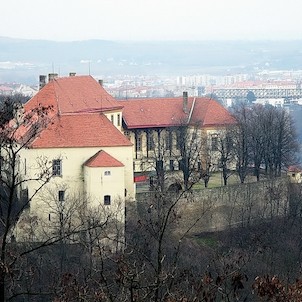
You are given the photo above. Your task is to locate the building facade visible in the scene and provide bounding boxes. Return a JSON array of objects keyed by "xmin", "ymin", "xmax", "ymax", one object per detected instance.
[
  {"xmin": 14, "ymin": 74, "xmax": 134, "ymax": 242},
  {"xmin": 120, "ymin": 93, "xmax": 236, "ymax": 187}
]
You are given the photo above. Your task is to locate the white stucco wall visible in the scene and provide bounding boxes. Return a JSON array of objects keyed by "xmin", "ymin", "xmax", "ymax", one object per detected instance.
[{"xmin": 84, "ymin": 165, "xmax": 125, "ymax": 205}]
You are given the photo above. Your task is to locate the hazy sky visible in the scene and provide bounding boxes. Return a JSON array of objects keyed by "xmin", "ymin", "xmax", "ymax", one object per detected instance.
[{"xmin": 2, "ymin": 0, "xmax": 302, "ymax": 41}]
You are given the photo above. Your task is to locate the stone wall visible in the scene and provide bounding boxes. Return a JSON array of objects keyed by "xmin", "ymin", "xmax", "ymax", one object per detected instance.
[{"xmin": 129, "ymin": 177, "xmax": 289, "ymax": 235}]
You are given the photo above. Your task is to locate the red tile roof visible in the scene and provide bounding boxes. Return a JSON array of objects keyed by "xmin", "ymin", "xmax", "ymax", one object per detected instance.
[
  {"xmin": 120, "ymin": 97, "xmax": 236, "ymax": 129},
  {"xmin": 288, "ymin": 165, "xmax": 302, "ymax": 173},
  {"xmin": 24, "ymin": 75, "xmax": 123, "ymax": 115},
  {"xmin": 84, "ymin": 150, "xmax": 124, "ymax": 167},
  {"xmin": 29, "ymin": 113, "xmax": 132, "ymax": 148},
  {"xmin": 191, "ymin": 98, "xmax": 236, "ymax": 127}
]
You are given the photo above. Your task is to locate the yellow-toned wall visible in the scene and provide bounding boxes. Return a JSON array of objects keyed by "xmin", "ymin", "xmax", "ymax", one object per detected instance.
[
  {"xmin": 20, "ymin": 145, "xmax": 135, "ymax": 215},
  {"xmin": 124, "ymin": 126, "xmax": 236, "ymax": 174},
  {"xmin": 104, "ymin": 110, "xmax": 123, "ymax": 132}
]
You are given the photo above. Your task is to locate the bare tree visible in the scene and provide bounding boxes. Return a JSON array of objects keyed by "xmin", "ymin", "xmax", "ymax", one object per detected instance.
[
  {"xmin": 0, "ymin": 98, "xmax": 53, "ymax": 300},
  {"xmin": 231, "ymin": 104, "xmax": 251, "ymax": 183},
  {"xmin": 216, "ymin": 127, "xmax": 235, "ymax": 186},
  {"xmin": 232, "ymin": 103, "xmax": 299, "ymax": 182},
  {"xmin": 174, "ymin": 122, "xmax": 204, "ymax": 190}
]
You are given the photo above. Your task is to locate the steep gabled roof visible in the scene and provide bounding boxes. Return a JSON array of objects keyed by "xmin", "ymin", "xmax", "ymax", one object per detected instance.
[
  {"xmin": 28, "ymin": 113, "xmax": 132, "ymax": 148},
  {"xmin": 24, "ymin": 75, "xmax": 123, "ymax": 115},
  {"xmin": 84, "ymin": 150, "xmax": 124, "ymax": 168},
  {"xmin": 120, "ymin": 97, "xmax": 236, "ymax": 129}
]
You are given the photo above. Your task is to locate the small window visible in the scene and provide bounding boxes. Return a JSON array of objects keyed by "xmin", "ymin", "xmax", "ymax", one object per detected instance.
[
  {"xmin": 58, "ymin": 190, "xmax": 65, "ymax": 202},
  {"xmin": 0, "ymin": 156, "xmax": 3, "ymax": 169},
  {"xmin": 104, "ymin": 170, "xmax": 111, "ymax": 176},
  {"xmin": 124, "ymin": 131, "xmax": 131, "ymax": 140},
  {"xmin": 24, "ymin": 158, "xmax": 27, "ymax": 175},
  {"xmin": 147, "ymin": 131, "xmax": 154, "ymax": 151},
  {"xmin": 104, "ymin": 195, "xmax": 111, "ymax": 205},
  {"xmin": 52, "ymin": 159, "xmax": 62, "ymax": 176},
  {"xmin": 176, "ymin": 131, "xmax": 182, "ymax": 149},
  {"xmin": 21, "ymin": 189, "xmax": 29, "ymax": 208},
  {"xmin": 48, "ymin": 214, "xmax": 51, "ymax": 221},
  {"xmin": 170, "ymin": 160, "xmax": 174, "ymax": 171},
  {"xmin": 178, "ymin": 159, "xmax": 184, "ymax": 171},
  {"xmin": 165, "ymin": 131, "xmax": 172, "ymax": 150},
  {"xmin": 117, "ymin": 114, "xmax": 121, "ymax": 126},
  {"xmin": 211, "ymin": 136, "xmax": 218, "ymax": 151},
  {"xmin": 136, "ymin": 135, "xmax": 142, "ymax": 152},
  {"xmin": 156, "ymin": 160, "xmax": 163, "ymax": 171},
  {"xmin": 111, "ymin": 115, "xmax": 114, "ymax": 124}
]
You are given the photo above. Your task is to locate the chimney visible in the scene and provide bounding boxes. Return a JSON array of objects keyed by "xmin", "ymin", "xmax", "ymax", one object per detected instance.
[
  {"xmin": 39, "ymin": 75, "xmax": 47, "ymax": 90},
  {"xmin": 69, "ymin": 72, "xmax": 76, "ymax": 77},
  {"xmin": 48, "ymin": 73, "xmax": 58, "ymax": 82},
  {"xmin": 183, "ymin": 91, "xmax": 188, "ymax": 113},
  {"xmin": 98, "ymin": 79, "xmax": 103, "ymax": 86}
]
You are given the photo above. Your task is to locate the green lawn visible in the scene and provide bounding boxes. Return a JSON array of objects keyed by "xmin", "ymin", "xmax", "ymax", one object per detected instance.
[{"xmin": 192, "ymin": 172, "xmax": 260, "ymax": 190}]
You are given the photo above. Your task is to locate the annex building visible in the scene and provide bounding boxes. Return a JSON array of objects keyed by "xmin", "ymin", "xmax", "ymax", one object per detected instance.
[{"xmin": 120, "ymin": 92, "xmax": 236, "ymax": 186}]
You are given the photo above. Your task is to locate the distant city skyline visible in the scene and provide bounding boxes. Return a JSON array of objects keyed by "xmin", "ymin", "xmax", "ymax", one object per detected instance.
[{"xmin": 2, "ymin": 0, "xmax": 302, "ymax": 41}]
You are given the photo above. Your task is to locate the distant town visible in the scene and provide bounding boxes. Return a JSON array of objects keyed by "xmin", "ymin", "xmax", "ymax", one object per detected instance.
[{"xmin": 3, "ymin": 69, "xmax": 302, "ymax": 105}]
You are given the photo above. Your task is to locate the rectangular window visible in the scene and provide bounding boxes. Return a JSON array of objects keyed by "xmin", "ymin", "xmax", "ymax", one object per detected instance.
[
  {"xmin": 136, "ymin": 135, "xmax": 142, "ymax": 152},
  {"xmin": 104, "ymin": 170, "xmax": 111, "ymax": 176},
  {"xmin": 21, "ymin": 189, "xmax": 29, "ymax": 208},
  {"xmin": 176, "ymin": 131, "xmax": 182, "ymax": 149},
  {"xmin": 111, "ymin": 115, "xmax": 114, "ymax": 124},
  {"xmin": 226, "ymin": 135, "xmax": 232, "ymax": 152},
  {"xmin": 165, "ymin": 131, "xmax": 172, "ymax": 150},
  {"xmin": 58, "ymin": 190, "xmax": 65, "ymax": 202},
  {"xmin": 147, "ymin": 131, "xmax": 154, "ymax": 151},
  {"xmin": 178, "ymin": 159, "xmax": 184, "ymax": 171},
  {"xmin": 117, "ymin": 114, "xmax": 121, "ymax": 126},
  {"xmin": 170, "ymin": 160, "xmax": 174, "ymax": 171},
  {"xmin": 156, "ymin": 160, "xmax": 164, "ymax": 171},
  {"xmin": 104, "ymin": 195, "xmax": 111, "ymax": 205},
  {"xmin": 124, "ymin": 131, "xmax": 131, "ymax": 140},
  {"xmin": 24, "ymin": 158, "xmax": 27, "ymax": 175},
  {"xmin": 52, "ymin": 159, "xmax": 62, "ymax": 176},
  {"xmin": 211, "ymin": 136, "xmax": 218, "ymax": 151}
]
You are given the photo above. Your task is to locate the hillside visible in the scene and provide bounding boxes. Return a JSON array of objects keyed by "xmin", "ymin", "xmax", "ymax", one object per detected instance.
[{"xmin": 2, "ymin": 37, "xmax": 302, "ymax": 83}]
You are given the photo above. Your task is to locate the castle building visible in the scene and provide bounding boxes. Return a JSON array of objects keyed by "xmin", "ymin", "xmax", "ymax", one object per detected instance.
[
  {"xmin": 14, "ymin": 74, "xmax": 134, "ymax": 241},
  {"xmin": 11, "ymin": 74, "xmax": 235, "ymax": 240}
]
